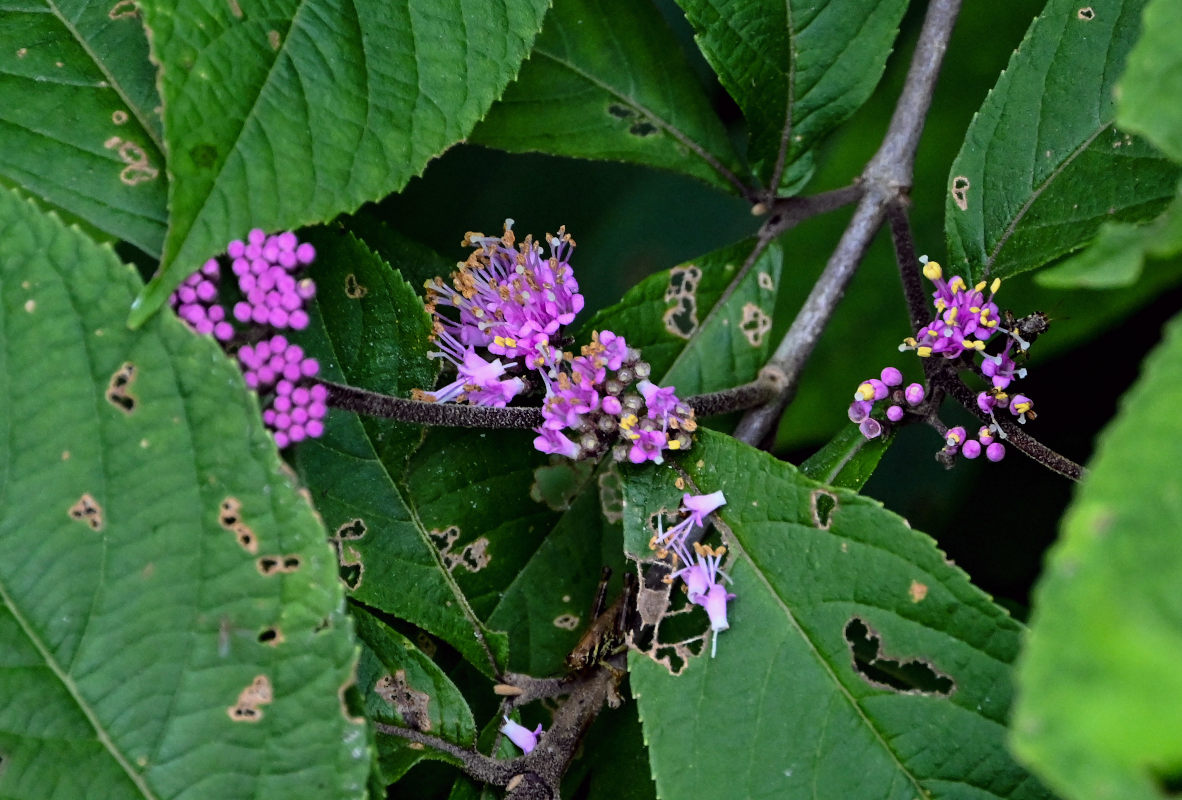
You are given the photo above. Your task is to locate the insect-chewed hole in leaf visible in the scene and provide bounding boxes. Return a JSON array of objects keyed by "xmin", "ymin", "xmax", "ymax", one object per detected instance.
[
  {"xmin": 218, "ymin": 497, "xmax": 259, "ymax": 554},
  {"xmin": 811, "ymin": 489, "xmax": 837, "ymax": 530},
  {"xmin": 257, "ymin": 626, "xmax": 284, "ymax": 646},
  {"xmin": 68, "ymin": 493, "xmax": 104, "ymax": 531},
  {"xmin": 329, "ymin": 518, "xmax": 366, "ymax": 589},
  {"xmin": 758, "ymin": 271, "xmax": 775, "ymax": 291},
  {"xmin": 105, "ymin": 362, "xmax": 138, "ymax": 413},
  {"xmin": 108, "ymin": 0, "xmax": 136, "ymax": 18},
  {"xmin": 951, "ymin": 176, "xmax": 971, "ymax": 211},
  {"xmin": 844, "ymin": 618, "xmax": 954, "ymax": 696},
  {"xmin": 343, "ymin": 273, "xmax": 368, "ymax": 298},
  {"xmin": 739, "ymin": 302, "xmax": 771, "ymax": 346},
  {"xmin": 375, "ymin": 670, "xmax": 432, "ymax": 731},
  {"xmin": 430, "ymin": 525, "xmax": 490, "ymax": 573},
  {"xmin": 629, "ymin": 121, "xmax": 658, "ymax": 137},
  {"xmin": 607, "ymin": 103, "xmax": 634, "ymax": 119},
  {"xmin": 256, "ymin": 554, "xmax": 301, "ymax": 576},
  {"xmin": 1077, "ymin": 6, "xmax": 1095, "ymax": 19},
  {"xmin": 227, "ymin": 675, "xmax": 273, "ymax": 722},
  {"xmin": 553, "ymin": 614, "xmax": 580, "ymax": 631},
  {"xmin": 598, "ymin": 467, "xmax": 624, "ymax": 523},
  {"xmin": 663, "ymin": 265, "xmax": 701, "ymax": 339},
  {"xmin": 415, "ymin": 631, "xmax": 438, "ymax": 658}
]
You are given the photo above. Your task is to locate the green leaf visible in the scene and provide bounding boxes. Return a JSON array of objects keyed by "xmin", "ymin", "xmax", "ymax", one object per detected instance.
[
  {"xmin": 625, "ymin": 429, "xmax": 1050, "ymax": 800},
  {"xmin": 470, "ymin": 0, "xmax": 744, "ymax": 192},
  {"xmin": 351, "ymin": 605, "xmax": 476, "ymax": 783},
  {"xmin": 1116, "ymin": 0, "xmax": 1182, "ymax": 163},
  {"xmin": 0, "ymin": 186, "xmax": 368, "ymax": 799},
  {"xmin": 799, "ymin": 423, "xmax": 894, "ymax": 490},
  {"xmin": 0, "ymin": 2, "xmax": 166, "ymax": 254},
  {"xmin": 674, "ymin": 0, "xmax": 908, "ymax": 193},
  {"xmin": 1035, "ymin": 183, "xmax": 1182, "ymax": 288},
  {"xmin": 290, "ymin": 228, "xmax": 509, "ymax": 678},
  {"xmin": 129, "ymin": 0, "xmax": 550, "ymax": 325},
  {"xmin": 1012, "ymin": 311, "xmax": 1182, "ymax": 800},
  {"xmin": 945, "ymin": 0, "xmax": 1180, "ymax": 283},
  {"xmin": 579, "ymin": 237, "xmax": 782, "ymax": 396}
]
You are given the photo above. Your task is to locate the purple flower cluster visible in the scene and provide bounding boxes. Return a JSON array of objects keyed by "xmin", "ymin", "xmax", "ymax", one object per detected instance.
[
  {"xmin": 169, "ymin": 229, "xmax": 325, "ymax": 449},
  {"xmin": 651, "ymin": 491, "xmax": 734, "ymax": 658},
  {"xmin": 846, "ymin": 257, "xmax": 1047, "ymax": 465},
  {"xmin": 848, "ymin": 367, "xmax": 926, "ymax": 439},
  {"xmin": 418, "ymin": 221, "xmax": 696, "ymax": 463}
]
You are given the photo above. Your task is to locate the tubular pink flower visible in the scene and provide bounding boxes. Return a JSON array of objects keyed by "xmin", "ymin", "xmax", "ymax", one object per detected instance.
[{"xmin": 500, "ymin": 716, "xmax": 543, "ymax": 754}]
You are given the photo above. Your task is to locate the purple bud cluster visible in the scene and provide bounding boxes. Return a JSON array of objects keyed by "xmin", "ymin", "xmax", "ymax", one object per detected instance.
[
  {"xmin": 941, "ymin": 425, "xmax": 1005, "ymax": 464},
  {"xmin": 649, "ymin": 491, "xmax": 733, "ymax": 658},
  {"xmin": 169, "ymin": 229, "xmax": 325, "ymax": 449},
  {"xmin": 847, "ymin": 367, "xmax": 926, "ymax": 439},
  {"xmin": 535, "ymin": 331, "xmax": 696, "ymax": 465},
  {"xmin": 418, "ymin": 221, "xmax": 696, "ymax": 462},
  {"xmin": 847, "ymin": 256, "xmax": 1048, "ymax": 466}
]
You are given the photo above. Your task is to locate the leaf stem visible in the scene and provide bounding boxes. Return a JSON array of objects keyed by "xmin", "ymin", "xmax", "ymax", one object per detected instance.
[{"xmin": 734, "ymin": 0, "xmax": 963, "ymax": 448}]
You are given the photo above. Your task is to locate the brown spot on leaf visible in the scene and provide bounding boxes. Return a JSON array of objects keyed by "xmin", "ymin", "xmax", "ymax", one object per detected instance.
[
  {"xmin": 226, "ymin": 0, "xmax": 243, "ymax": 17},
  {"xmin": 597, "ymin": 467, "xmax": 624, "ymax": 523},
  {"xmin": 112, "ymin": 110, "xmax": 128, "ymax": 125},
  {"xmin": 69, "ymin": 493, "xmax": 103, "ymax": 531},
  {"xmin": 845, "ymin": 618, "xmax": 953, "ymax": 696},
  {"xmin": 1077, "ymin": 6, "xmax": 1094, "ymax": 19},
  {"xmin": 430, "ymin": 525, "xmax": 491, "ymax": 573},
  {"xmin": 23, "ymin": 299, "xmax": 34, "ymax": 313},
  {"xmin": 758, "ymin": 271, "xmax": 775, "ymax": 291},
  {"xmin": 227, "ymin": 675, "xmax": 273, "ymax": 722},
  {"xmin": 106, "ymin": 362, "xmax": 137, "ymax": 413},
  {"xmin": 103, "ymin": 137, "xmax": 158, "ymax": 185},
  {"xmin": 375, "ymin": 670, "xmax": 431, "ymax": 731},
  {"xmin": 16, "ymin": 48, "xmax": 27, "ymax": 58},
  {"xmin": 414, "ymin": 631, "xmax": 437, "ymax": 658},
  {"xmin": 908, "ymin": 580, "xmax": 928, "ymax": 603},
  {"xmin": 951, "ymin": 176, "xmax": 971, "ymax": 211},
  {"xmin": 267, "ymin": 30, "xmax": 280, "ymax": 50}
]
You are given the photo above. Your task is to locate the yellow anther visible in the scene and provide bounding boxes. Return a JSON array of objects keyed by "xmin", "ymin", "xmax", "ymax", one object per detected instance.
[
  {"xmin": 922, "ymin": 261, "xmax": 943, "ymax": 280},
  {"xmin": 1015, "ymin": 401, "xmax": 1031, "ymax": 413},
  {"xmin": 980, "ymin": 307, "xmax": 991, "ymax": 319},
  {"xmin": 961, "ymin": 339, "xmax": 985, "ymax": 351},
  {"xmin": 902, "ymin": 337, "xmax": 917, "ymax": 348},
  {"xmin": 949, "ymin": 277, "xmax": 967, "ymax": 293},
  {"xmin": 917, "ymin": 346, "xmax": 932, "ymax": 358},
  {"xmin": 969, "ymin": 306, "xmax": 980, "ymax": 314},
  {"xmin": 668, "ymin": 440, "xmax": 682, "ymax": 450},
  {"xmin": 974, "ymin": 281, "xmax": 987, "ymax": 293},
  {"xmin": 619, "ymin": 414, "xmax": 638, "ymax": 430},
  {"xmin": 991, "ymin": 278, "xmax": 1002, "ymax": 293},
  {"xmin": 947, "ymin": 307, "xmax": 958, "ymax": 324},
  {"xmin": 935, "ymin": 299, "xmax": 947, "ymax": 313},
  {"xmin": 856, "ymin": 382, "xmax": 876, "ymax": 401}
]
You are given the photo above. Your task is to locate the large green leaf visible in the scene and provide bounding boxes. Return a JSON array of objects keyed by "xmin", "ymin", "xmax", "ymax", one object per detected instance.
[
  {"xmin": 130, "ymin": 0, "xmax": 550, "ymax": 325},
  {"xmin": 625, "ymin": 429, "xmax": 1050, "ymax": 799},
  {"xmin": 1037, "ymin": 0, "xmax": 1182, "ymax": 289},
  {"xmin": 0, "ymin": 1, "xmax": 166, "ymax": 254},
  {"xmin": 290, "ymin": 228, "xmax": 509, "ymax": 678},
  {"xmin": 674, "ymin": 0, "xmax": 908, "ymax": 193},
  {"xmin": 1116, "ymin": 0, "xmax": 1182, "ymax": 163},
  {"xmin": 945, "ymin": 0, "xmax": 1179, "ymax": 283},
  {"xmin": 470, "ymin": 0, "xmax": 744, "ymax": 192},
  {"xmin": 1012, "ymin": 311, "xmax": 1182, "ymax": 800},
  {"xmin": 0, "ymin": 187, "xmax": 368, "ymax": 798}
]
